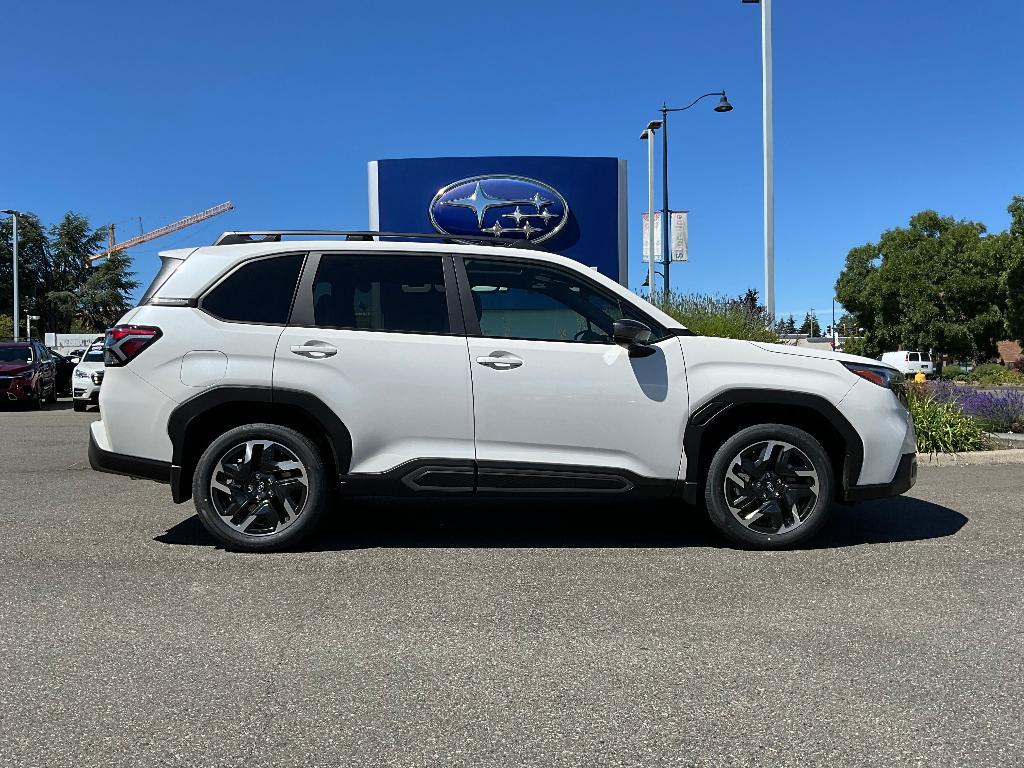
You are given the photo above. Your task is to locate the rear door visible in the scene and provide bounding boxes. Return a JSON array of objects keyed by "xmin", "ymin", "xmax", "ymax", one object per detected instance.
[{"xmin": 274, "ymin": 251, "xmax": 474, "ymax": 476}]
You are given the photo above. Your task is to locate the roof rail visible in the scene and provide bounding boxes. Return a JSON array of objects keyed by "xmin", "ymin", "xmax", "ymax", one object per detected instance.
[{"xmin": 211, "ymin": 230, "xmax": 543, "ymax": 249}]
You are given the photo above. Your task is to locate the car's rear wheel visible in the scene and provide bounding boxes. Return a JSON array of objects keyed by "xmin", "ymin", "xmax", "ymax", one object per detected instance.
[
  {"xmin": 192, "ymin": 423, "xmax": 328, "ymax": 552},
  {"xmin": 705, "ymin": 423, "xmax": 834, "ymax": 549}
]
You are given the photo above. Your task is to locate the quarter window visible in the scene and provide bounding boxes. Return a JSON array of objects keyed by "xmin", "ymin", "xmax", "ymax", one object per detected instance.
[
  {"xmin": 463, "ymin": 259, "xmax": 656, "ymax": 343},
  {"xmin": 202, "ymin": 254, "xmax": 304, "ymax": 325},
  {"xmin": 312, "ymin": 254, "xmax": 449, "ymax": 334}
]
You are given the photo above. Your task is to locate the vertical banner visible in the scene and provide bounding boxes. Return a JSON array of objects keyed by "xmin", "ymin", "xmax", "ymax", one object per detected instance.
[{"xmin": 641, "ymin": 211, "xmax": 688, "ymax": 263}]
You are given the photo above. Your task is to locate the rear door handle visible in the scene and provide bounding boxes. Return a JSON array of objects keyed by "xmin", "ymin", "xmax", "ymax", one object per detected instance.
[
  {"xmin": 290, "ymin": 341, "xmax": 338, "ymax": 359},
  {"xmin": 476, "ymin": 353, "xmax": 523, "ymax": 370}
]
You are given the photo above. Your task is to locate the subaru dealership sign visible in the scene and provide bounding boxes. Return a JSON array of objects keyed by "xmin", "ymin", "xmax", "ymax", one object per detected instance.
[{"xmin": 368, "ymin": 156, "xmax": 628, "ymax": 284}]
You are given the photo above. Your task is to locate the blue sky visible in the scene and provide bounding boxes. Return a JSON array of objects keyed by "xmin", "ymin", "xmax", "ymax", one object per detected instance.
[{"xmin": 3, "ymin": 0, "xmax": 1021, "ymax": 323}]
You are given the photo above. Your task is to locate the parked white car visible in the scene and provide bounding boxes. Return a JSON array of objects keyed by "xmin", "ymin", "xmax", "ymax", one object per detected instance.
[
  {"xmin": 88, "ymin": 231, "xmax": 918, "ymax": 551},
  {"xmin": 72, "ymin": 342, "xmax": 106, "ymax": 412},
  {"xmin": 880, "ymin": 351, "xmax": 934, "ymax": 378}
]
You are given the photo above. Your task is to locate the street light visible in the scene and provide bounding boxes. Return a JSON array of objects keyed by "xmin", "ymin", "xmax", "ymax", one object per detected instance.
[
  {"xmin": 26, "ymin": 314, "xmax": 40, "ymax": 340},
  {"xmin": 742, "ymin": 0, "xmax": 775, "ymax": 317},
  {"xmin": 640, "ymin": 119, "xmax": 662, "ymax": 295},
  {"xmin": 659, "ymin": 90, "xmax": 733, "ymax": 294},
  {"xmin": 2, "ymin": 209, "xmax": 24, "ymax": 341}
]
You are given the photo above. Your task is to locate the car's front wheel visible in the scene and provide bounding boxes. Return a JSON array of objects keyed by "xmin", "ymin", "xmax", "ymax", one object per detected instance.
[
  {"xmin": 704, "ymin": 424, "xmax": 834, "ymax": 549},
  {"xmin": 192, "ymin": 423, "xmax": 328, "ymax": 551},
  {"xmin": 73, "ymin": 400, "xmax": 87, "ymax": 412}
]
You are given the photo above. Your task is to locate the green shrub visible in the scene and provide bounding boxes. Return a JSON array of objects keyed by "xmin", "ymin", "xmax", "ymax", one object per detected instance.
[
  {"xmin": 940, "ymin": 365, "xmax": 966, "ymax": 380},
  {"xmin": 0, "ymin": 314, "xmax": 12, "ymax": 339},
  {"xmin": 907, "ymin": 384, "xmax": 989, "ymax": 454},
  {"xmin": 966, "ymin": 363, "xmax": 1024, "ymax": 386},
  {"xmin": 652, "ymin": 292, "xmax": 779, "ymax": 343}
]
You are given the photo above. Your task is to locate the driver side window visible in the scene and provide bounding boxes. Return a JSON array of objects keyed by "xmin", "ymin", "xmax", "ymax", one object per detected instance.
[{"xmin": 464, "ymin": 259, "xmax": 653, "ymax": 343}]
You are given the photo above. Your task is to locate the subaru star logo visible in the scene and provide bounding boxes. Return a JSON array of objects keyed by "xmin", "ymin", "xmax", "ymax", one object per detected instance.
[{"xmin": 429, "ymin": 175, "xmax": 569, "ymax": 244}]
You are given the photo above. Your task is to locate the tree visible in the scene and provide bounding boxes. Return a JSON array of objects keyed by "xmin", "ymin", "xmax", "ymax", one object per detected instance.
[
  {"xmin": 1003, "ymin": 196, "xmax": 1024, "ymax": 343},
  {"xmin": 75, "ymin": 250, "xmax": 140, "ymax": 330},
  {"xmin": 835, "ymin": 206, "xmax": 1013, "ymax": 360},
  {"xmin": 1, "ymin": 212, "xmax": 137, "ymax": 335},
  {"xmin": 0, "ymin": 314, "xmax": 12, "ymax": 339},
  {"xmin": 799, "ymin": 311, "xmax": 821, "ymax": 336}
]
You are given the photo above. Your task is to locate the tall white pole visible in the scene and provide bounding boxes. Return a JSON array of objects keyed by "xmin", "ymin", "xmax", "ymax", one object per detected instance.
[
  {"xmin": 647, "ymin": 129, "xmax": 656, "ymax": 296},
  {"xmin": 12, "ymin": 214, "xmax": 19, "ymax": 342},
  {"xmin": 761, "ymin": 0, "xmax": 775, "ymax": 318}
]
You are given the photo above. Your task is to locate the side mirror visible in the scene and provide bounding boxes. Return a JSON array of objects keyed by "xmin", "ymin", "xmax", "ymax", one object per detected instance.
[{"xmin": 613, "ymin": 319, "xmax": 656, "ymax": 357}]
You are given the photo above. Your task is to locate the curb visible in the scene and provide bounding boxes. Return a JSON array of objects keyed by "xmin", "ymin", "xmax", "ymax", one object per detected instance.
[{"xmin": 917, "ymin": 448, "xmax": 1024, "ymax": 467}]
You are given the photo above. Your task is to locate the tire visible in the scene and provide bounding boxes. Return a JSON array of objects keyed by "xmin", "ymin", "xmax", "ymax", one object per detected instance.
[
  {"xmin": 73, "ymin": 400, "xmax": 87, "ymax": 412},
  {"xmin": 192, "ymin": 423, "xmax": 328, "ymax": 552},
  {"xmin": 47, "ymin": 384, "xmax": 58, "ymax": 404},
  {"xmin": 704, "ymin": 423, "xmax": 834, "ymax": 549},
  {"xmin": 32, "ymin": 388, "xmax": 43, "ymax": 410}
]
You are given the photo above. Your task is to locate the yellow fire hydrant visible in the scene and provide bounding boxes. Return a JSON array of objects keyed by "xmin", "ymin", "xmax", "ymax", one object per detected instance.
[{"xmin": 914, "ymin": 371, "xmax": 927, "ymax": 384}]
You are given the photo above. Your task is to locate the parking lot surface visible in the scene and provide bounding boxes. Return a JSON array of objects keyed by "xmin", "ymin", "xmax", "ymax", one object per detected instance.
[{"xmin": 1, "ymin": 403, "xmax": 1021, "ymax": 767}]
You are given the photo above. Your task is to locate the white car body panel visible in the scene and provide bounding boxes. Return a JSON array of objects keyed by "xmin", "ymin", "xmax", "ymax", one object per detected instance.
[
  {"xmin": 467, "ymin": 336, "xmax": 688, "ymax": 479},
  {"xmin": 273, "ymin": 327, "xmax": 475, "ymax": 474}
]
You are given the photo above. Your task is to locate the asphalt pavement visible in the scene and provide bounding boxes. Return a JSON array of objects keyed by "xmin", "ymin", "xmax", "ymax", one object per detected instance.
[{"xmin": 0, "ymin": 402, "xmax": 1021, "ymax": 767}]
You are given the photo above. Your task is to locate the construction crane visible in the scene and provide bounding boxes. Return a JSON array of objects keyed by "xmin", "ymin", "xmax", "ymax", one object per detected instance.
[{"xmin": 90, "ymin": 201, "xmax": 234, "ymax": 262}]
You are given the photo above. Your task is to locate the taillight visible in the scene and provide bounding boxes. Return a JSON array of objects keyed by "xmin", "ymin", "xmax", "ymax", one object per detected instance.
[{"xmin": 104, "ymin": 325, "xmax": 162, "ymax": 367}]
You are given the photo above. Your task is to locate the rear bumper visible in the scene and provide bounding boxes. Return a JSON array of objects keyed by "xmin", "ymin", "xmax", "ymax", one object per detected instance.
[
  {"xmin": 841, "ymin": 452, "xmax": 917, "ymax": 502},
  {"xmin": 88, "ymin": 429, "xmax": 171, "ymax": 484}
]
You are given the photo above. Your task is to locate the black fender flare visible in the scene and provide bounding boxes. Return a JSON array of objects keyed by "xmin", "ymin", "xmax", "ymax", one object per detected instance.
[
  {"xmin": 681, "ymin": 388, "xmax": 864, "ymax": 504},
  {"xmin": 166, "ymin": 386, "xmax": 352, "ymax": 503}
]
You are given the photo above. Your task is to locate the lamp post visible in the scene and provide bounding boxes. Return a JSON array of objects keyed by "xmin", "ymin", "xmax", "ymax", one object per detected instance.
[
  {"xmin": 26, "ymin": 314, "xmax": 40, "ymax": 340},
  {"xmin": 2, "ymin": 209, "xmax": 23, "ymax": 341},
  {"xmin": 640, "ymin": 119, "xmax": 662, "ymax": 296},
  {"xmin": 659, "ymin": 91, "xmax": 733, "ymax": 294},
  {"xmin": 742, "ymin": 0, "xmax": 775, "ymax": 317}
]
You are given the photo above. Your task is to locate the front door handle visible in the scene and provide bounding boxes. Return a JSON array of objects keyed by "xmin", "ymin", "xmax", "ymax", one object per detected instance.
[
  {"xmin": 290, "ymin": 341, "xmax": 338, "ymax": 359},
  {"xmin": 476, "ymin": 353, "xmax": 523, "ymax": 370}
]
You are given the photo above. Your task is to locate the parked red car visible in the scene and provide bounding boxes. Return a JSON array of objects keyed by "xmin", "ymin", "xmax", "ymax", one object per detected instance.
[{"xmin": 0, "ymin": 340, "xmax": 57, "ymax": 408}]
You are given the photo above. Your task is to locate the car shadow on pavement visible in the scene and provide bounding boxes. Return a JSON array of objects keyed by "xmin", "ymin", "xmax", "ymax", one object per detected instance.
[{"xmin": 154, "ymin": 494, "xmax": 967, "ymax": 552}]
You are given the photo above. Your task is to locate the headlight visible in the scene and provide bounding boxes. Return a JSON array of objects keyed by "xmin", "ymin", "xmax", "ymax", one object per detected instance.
[
  {"xmin": 74, "ymin": 369, "xmax": 89, "ymax": 379},
  {"xmin": 841, "ymin": 362, "xmax": 908, "ymax": 407}
]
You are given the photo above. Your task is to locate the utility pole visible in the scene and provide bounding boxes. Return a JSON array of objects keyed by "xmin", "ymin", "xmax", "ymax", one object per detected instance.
[{"xmin": 2, "ymin": 209, "xmax": 21, "ymax": 341}]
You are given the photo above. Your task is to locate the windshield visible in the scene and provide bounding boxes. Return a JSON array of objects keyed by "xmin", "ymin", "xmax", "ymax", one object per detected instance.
[
  {"xmin": 0, "ymin": 346, "xmax": 32, "ymax": 364},
  {"xmin": 82, "ymin": 346, "xmax": 105, "ymax": 363}
]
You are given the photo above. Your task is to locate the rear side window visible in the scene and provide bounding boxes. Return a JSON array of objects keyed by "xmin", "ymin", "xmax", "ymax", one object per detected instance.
[
  {"xmin": 202, "ymin": 255, "xmax": 304, "ymax": 325},
  {"xmin": 908, "ymin": 352, "xmax": 919, "ymax": 361},
  {"xmin": 311, "ymin": 254, "xmax": 449, "ymax": 334}
]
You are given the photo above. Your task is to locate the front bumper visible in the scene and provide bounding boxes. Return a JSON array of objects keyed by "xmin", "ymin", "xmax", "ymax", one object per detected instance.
[
  {"xmin": 88, "ymin": 429, "xmax": 171, "ymax": 484},
  {"xmin": 841, "ymin": 452, "xmax": 918, "ymax": 502}
]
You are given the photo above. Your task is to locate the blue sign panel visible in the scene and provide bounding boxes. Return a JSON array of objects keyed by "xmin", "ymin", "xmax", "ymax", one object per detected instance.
[{"xmin": 369, "ymin": 156, "xmax": 628, "ymax": 284}]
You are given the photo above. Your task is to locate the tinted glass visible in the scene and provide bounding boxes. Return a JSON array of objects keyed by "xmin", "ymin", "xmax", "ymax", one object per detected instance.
[
  {"xmin": 464, "ymin": 259, "xmax": 654, "ymax": 343},
  {"xmin": 921, "ymin": 353, "xmax": 931, "ymax": 361},
  {"xmin": 908, "ymin": 352, "xmax": 919, "ymax": 361},
  {"xmin": 203, "ymin": 254, "xmax": 304, "ymax": 324},
  {"xmin": 0, "ymin": 346, "xmax": 32, "ymax": 363},
  {"xmin": 312, "ymin": 254, "xmax": 449, "ymax": 334},
  {"xmin": 83, "ymin": 346, "xmax": 105, "ymax": 363}
]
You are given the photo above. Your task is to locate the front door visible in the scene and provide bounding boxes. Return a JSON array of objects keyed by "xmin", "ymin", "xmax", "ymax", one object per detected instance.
[
  {"xmin": 459, "ymin": 256, "xmax": 689, "ymax": 485},
  {"xmin": 274, "ymin": 251, "xmax": 474, "ymax": 476}
]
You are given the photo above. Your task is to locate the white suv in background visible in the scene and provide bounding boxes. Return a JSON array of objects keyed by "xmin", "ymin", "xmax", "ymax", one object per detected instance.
[
  {"xmin": 72, "ymin": 341, "xmax": 106, "ymax": 412},
  {"xmin": 89, "ymin": 231, "xmax": 917, "ymax": 551}
]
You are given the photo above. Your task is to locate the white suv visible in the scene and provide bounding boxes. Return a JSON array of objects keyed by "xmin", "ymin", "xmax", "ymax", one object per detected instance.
[{"xmin": 89, "ymin": 231, "xmax": 917, "ymax": 551}]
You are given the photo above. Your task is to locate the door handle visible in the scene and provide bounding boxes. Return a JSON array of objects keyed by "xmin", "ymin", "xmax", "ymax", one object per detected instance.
[
  {"xmin": 290, "ymin": 341, "xmax": 338, "ymax": 359},
  {"xmin": 476, "ymin": 353, "xmax": 523, "ymax": 370}
]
